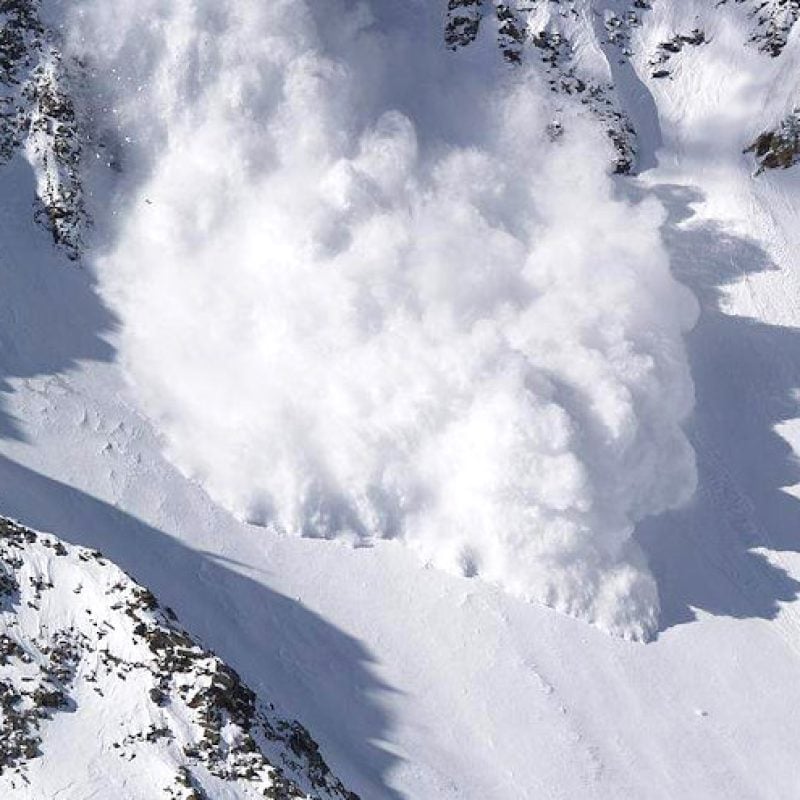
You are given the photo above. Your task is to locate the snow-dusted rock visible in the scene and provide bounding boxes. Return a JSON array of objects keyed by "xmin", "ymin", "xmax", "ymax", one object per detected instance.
[
  {"xmin": 0, "ymin": 0, "xmax": 85, "ymax": 259},
  {"xmin": 0, "ymin": 517, "xmax": 357, "ymax": 800}
]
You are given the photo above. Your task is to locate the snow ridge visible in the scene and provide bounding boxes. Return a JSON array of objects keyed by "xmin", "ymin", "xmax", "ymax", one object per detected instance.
[{"xmin": 0, "ymin": 516, "xmax": 357, "ymax": 800}]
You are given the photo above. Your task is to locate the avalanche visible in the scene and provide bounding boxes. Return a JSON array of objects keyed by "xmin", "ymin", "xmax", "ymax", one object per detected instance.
[{"xmin": 58, "ymin": 0, "xmax": 698, "ymax": 639}]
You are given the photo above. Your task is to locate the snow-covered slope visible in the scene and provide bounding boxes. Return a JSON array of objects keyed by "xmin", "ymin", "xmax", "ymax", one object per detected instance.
[
  {"xmin": 1, "ymin": 0, "xmax": 800, "ymax": 798},
  {"xmin": 0, "ymin": 516, "xmax": 357, "ymax": 799}
]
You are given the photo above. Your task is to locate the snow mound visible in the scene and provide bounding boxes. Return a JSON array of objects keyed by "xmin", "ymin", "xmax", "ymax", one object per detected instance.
[{"xmin": 63, "ymin": 0, "xmax": 698, "ymax": 638}]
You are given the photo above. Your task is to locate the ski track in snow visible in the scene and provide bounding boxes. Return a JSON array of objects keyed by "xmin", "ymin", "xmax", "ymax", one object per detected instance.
[{"xmin": 1, "ymin": 0, "xmax": 800, "ymax": 798}]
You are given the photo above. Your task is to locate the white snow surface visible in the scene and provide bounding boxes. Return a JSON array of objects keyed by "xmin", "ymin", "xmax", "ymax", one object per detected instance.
[{"xmin": 1, "ymin": 0, "xmax": 800, "ymax": 797}]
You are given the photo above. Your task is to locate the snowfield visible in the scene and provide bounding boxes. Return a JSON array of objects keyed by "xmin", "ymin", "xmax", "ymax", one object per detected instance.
[{"xmin": 0, "ymin": 0, "xmax": 799, "ymax": 797}]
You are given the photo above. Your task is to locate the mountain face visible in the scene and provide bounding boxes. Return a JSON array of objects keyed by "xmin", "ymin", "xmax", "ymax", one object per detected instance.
[
  {"xmin": 448, "ymin": 0, "xmax": 800, "ymax": 174},
  {"xmin": 0, "ymin": 516, "xmax": 357, "ymax": 799},
  {"xmin": 1, "ymin": 1, "xmax": 800, "ymax": 799},
  {"xmin": 0, "ymin": 0, "xmax": 84, "ymax": 259},
  {"xmin": 2, "ymin": 0, "xmax": 796, "ymax": 267}
]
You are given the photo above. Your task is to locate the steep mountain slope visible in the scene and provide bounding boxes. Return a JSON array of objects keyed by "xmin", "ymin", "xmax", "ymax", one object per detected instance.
[
  {"xmin": 446, "ymin": 0, "xmax": 800, "ymax": 177},
  {"xmin": 0, "ymin": 1, "xmax": 800, "ymax": 799},
  {"xmin": 0, "ymin": 516, "xmax": 357, "ymax": 800},
  {"xmin": 0, "ymin": 0, "xmax": 84, "ymax": 258}
]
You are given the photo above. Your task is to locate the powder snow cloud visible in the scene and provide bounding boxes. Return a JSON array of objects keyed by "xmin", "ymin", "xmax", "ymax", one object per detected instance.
[{"xmin": 59, "ymin": 0, "xmax": 699, "ymax": 638}]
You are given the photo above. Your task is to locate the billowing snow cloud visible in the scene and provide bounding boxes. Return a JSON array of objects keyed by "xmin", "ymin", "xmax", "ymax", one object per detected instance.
[{"xmin": 61, "ymin": 0, "xmax": 698, "ymax": 638}]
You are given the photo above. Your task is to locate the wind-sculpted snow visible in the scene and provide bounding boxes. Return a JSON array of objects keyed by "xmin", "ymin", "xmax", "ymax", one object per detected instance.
[{"xmin": 59, "ymin": 0, "xmax": 699, "ymax": 639}]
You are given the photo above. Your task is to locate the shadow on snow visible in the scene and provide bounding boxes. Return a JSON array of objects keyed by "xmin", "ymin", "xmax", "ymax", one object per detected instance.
[
  {"xmin": 0, "ymin": 155, "xmax": 402, "ymax": 799},
  {"xmin": 636, "ymin": 182, "xmax": 800, "ymax": 634}
]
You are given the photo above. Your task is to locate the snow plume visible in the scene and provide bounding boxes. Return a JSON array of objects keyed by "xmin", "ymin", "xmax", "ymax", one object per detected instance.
[{"xmin": 62, "ymin": 0, "xmax": 698, "ymax": 638}]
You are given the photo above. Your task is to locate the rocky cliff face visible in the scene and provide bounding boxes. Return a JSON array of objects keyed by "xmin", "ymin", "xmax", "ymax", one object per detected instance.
[
  {"xmin": 0, "ymin": 0, "xmax": 85, "ymax": 260},
  {"xmin": 444, "ymin": 0, "xmax": 799, "ymax": 175},
  {"xmin": 727, "ymin": 0, "xmax": 800, "ymax": 56},
  {"xmin": 0, "ymin": 517, "xmax": 358, "ymax": 800},
  {"xmin": 446, "ymin": 0, "xmax": 639, "ymax": 172}
]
